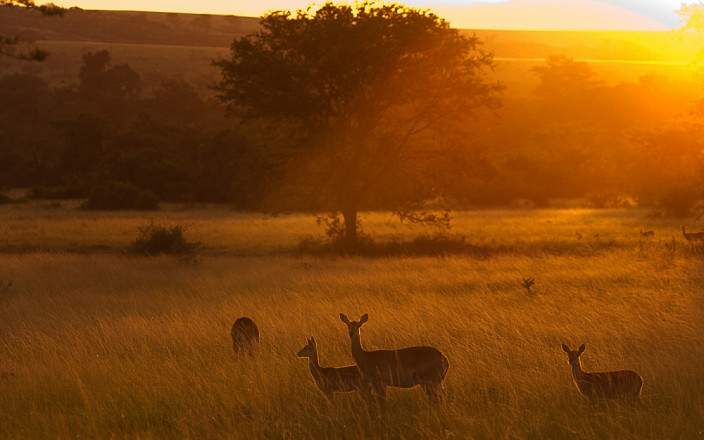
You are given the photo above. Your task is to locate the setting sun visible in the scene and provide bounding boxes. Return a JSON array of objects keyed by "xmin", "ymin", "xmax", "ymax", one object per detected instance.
[{"xmin": 47, "ymin": 0, "xmax": 684, "ymax": 30}]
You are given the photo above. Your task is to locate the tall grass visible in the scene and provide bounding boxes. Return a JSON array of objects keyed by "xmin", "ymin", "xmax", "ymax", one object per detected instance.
[{"xmin": 1, "ymin": 225, "xmax": 703, "ymax": 438}]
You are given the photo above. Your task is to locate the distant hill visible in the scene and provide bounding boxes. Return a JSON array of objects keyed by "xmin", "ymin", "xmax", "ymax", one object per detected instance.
[
  {"xmin": 1, "ymin": 7, "xmax": 702, "ymax": 95},
  {"xmin": 0, "ymin": 6, "xmax": 259, "ymax": 47}
]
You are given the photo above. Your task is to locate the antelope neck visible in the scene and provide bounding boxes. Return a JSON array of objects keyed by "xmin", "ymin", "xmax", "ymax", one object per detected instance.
[
  {"xmin": 571, "ymin": 358, "xmax": 586, "ymax": 381},
  {"xmin": 307, "ymin": 350, "xmax": 325, "ymax": 382},
  {"xmin": 307, "ymin": 350, "xmax": 320, "ymax": 369},
  {"xmin": 350, "ymin": 331, "xmax": 365, "ymax": 360}
]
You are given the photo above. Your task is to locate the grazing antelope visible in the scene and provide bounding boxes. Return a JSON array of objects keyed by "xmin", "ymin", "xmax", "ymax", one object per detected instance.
[
  {"xmin": 640, "ymin": 229, "xmax": 655, "ymax": 238},
  {"xmin": 231, "ymin": 317, "xmax": 259, "ymax": 357},
  {"xmin": 522, "ymin": 278, "xmax": 535, "ymax": 292},
  {"xmin": 681, "ymin": 226, "xmax": 704, "ymax": 242},
  {"xmin": 0, "ymin": 280, "xmax": 12, "ymax": 293},
  {"xmin": 561, "ymin": 343, "xmax": 642, "ymax": 401},
  {"xmin": 297, "ymin": 337, "xmax": 365, "ymax": 401},
  {"xmin": 339, "ymin": 313, "xmax": 449, "ymax": 403}
]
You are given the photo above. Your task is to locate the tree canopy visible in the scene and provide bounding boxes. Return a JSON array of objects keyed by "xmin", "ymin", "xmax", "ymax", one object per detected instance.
[{"xmin": 216, "ymin": 1, "xmax": 501, "ymax": 243}]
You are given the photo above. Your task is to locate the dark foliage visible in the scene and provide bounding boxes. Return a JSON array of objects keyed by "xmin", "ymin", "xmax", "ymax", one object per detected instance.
[
  {"xmin": 29, "ymin": 184, "xmax": 85, "ymax": 200},
  {"xmin": 129, "ymin": 223, "xmax": 200, "ymax": 256}
]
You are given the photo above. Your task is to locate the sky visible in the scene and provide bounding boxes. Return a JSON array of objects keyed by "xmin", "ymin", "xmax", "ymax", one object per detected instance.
[{"xmin": 51, "ymin": 0, "xmax": 686, "ymax": 30}]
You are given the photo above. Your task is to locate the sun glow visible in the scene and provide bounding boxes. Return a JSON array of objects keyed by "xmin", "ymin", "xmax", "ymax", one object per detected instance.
[{"xmin": 47, "ymin": 0, "xmax": 681, "ymax": 30}]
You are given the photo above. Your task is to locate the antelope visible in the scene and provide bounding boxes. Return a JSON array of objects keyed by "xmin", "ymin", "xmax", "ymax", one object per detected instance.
[
  {"xmin": 339, "ymin": 313, "xmax": 449, "ymax": 403},
  {"xmin": 561, "ymin": 343, "xmax": 642, "ymax": 401},
  {"xmin": 640, "ymin": 229, "xmax": 655, "ymax": 238},
  {"xmin": 0, "ymin": 280, "xmax": 12, "ymax": 293},
  {"xmin": 231, "ymin": 317, "xmax": 259, "ymax": 357},
  {"xmin": 681, "ymin": 226, "xmax": 704, "ymax": 242},
  {"xmin": 522, "ymin": 278, "xmax": 535, "ymax": 292},
  {"xmin": 296, "ymin": 337, "xmax": 365, "ymax": 401}
]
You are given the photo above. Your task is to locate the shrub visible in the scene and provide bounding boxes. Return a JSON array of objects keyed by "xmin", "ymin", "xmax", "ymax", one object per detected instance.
[
  {"xmin": 29, "ymin": 185, "xmax": 84, "ymax": 200},
  {"xmin": 129, "ymin": 223, "xmax": 200, "ymax": 256},
  {"xmin": 585, "ymin": 191, "xmax": 635, "ymax": 209},
  {"xmin": 0, "ymin": 193, "xmax": 11, "ymax": 204},
  {"xmin": 83, "ymin": 181, "xmax": 159, "ymax": 211},
  {"xmin": 657, "ymin": 185, "xmax": 701, "ymax": 218}
]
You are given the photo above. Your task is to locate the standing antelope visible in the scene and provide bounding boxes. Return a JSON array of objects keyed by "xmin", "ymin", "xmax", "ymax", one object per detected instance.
[
  {"xmin": 296, "ymin": 337, "xmax": 365, "ymax": 401},
  {"xmin": 231, "ymin": 317, "xmax": 259, "ymax": 357},
  {"xmin": 561, "ymin": 343, "xmax": 642, "ymax": 401},
  {"xmin": 681, "ymin": 226, "xmax": 704, "ymax": 242},
  {"xmin": 339, "ymin": 313, "xmax": 449, "ymax": 403}
]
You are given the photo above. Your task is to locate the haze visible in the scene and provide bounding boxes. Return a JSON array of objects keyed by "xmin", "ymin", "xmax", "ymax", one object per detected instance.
[{"xmin": 50, "ymin": 0, "xmax": 684, "ymax": 30}]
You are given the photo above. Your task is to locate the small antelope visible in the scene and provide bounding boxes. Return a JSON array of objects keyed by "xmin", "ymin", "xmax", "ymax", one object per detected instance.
[
  {"xmin": 0, "ymin": 280, "xmax": 12, "ymax": 293},
  {"xmin": 296, "ymin": 337, "xmax": 364, "ymax": 401},
  {"xmin": 231, "ymin": 317, "xmax": 259, "ymax": 357},
  {"xmin": 561, "ymin": 343, "xmax": 642, "ymax": 401},
  {"xmin": 521, "ymin": 278, "xmax": 535, "ymax": 292},
  {"xmin": 681, "ymin": 226, "xmax": 704, "ymax": 242},
  {"xmin": 339, "ymin": 313, "xmax": 449, "ymax": 403},
  {"xmin": 640, "ymin": 229, "xmax": 655, "ymax": 238}
]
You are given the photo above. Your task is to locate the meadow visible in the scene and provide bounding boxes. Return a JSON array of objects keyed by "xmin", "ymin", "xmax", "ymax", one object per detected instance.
[{"xmin": 1, "ymin": 204, "xmax": 703, "ymax": 438}]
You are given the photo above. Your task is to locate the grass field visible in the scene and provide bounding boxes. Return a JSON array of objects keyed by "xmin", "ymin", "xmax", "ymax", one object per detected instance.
[{"xmin": 1, "ymin": 205, "xmax": 703, "ymax": 438}]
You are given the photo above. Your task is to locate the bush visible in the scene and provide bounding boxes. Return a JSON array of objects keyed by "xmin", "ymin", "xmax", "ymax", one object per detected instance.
[
  {"xmin": 0, "ymin": 193, "xmax": 11, "ymax": 204},
  {"xmin": 129, "ymin": 223, "xmax": 200, "ymax": 256},
  {"xmin": 29, "ymin": 185, "xmax": 85, "ymax": 200},
  {"xmin": 83, "ymin": 181, "xmax": 159, "ymax": 211},
  {"xmin": 657, "ymin": 185, "xmax": 701, "ymax": 218},
  {"xmin": 585, "ymin": 191, "xmax": 635, "ymax": 209}
]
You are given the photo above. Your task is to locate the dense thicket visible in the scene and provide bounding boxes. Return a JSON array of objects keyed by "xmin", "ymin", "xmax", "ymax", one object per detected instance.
[{"xmin": 0, "ymin": 50, "xmax": 270, "ymax": 207}]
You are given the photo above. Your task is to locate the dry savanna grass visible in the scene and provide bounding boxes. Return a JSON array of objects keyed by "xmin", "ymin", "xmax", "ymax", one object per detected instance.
[{"xmin": 0, "ymin": 207, "xmax": 703, "ymax": 438}]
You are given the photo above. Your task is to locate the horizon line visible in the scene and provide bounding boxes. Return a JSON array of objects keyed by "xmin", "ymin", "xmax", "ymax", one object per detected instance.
[{"xmin": 58, "ymin": 7, "xmax": 681, "ymax": 33}]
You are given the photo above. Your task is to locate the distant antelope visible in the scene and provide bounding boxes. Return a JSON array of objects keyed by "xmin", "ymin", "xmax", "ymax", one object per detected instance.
[
  {"xmin": 640, "ymin": 229, "xmax": 655, "ymax": 238},
  {"xmin": 561, "ymin": 343, "xmax": 642, "ymax": 401},
  {"xmin": 297, "ymin": 337, "xmax": 365, "ymax": 401},
  {"xmin": 231, "ymin": 317, "xmax": 259, "ymax": 357},
  {"xmin": 521, "ymin": 278, "xmax": 535, "ymax": 292},
  {"xmin": 681, "ymin": 226, "xmax": 704, "ymax": 242},
  {"xmin": 339, "ymin": 313, "xmax": 449, "ymax": 403}
]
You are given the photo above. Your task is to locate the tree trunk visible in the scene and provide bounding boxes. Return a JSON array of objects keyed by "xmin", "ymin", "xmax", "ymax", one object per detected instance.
[{"xmin": 342, "ymin": 209, "xmax": 358, "ymax": 245}]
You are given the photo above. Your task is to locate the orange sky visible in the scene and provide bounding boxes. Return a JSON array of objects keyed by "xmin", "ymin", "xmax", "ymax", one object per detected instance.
[{"xmin": 49, "ymin": 0, "xmax": 683, "ymax": 30}]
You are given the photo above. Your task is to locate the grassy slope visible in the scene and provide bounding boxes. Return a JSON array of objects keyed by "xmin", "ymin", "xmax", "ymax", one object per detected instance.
[
  {"xmin": 0, "ymin": 208, "xmax": 702, "ymax": 438},
  {"xmin": 1, "ymin": 8, "xmax": 702, "ymax": 94}
]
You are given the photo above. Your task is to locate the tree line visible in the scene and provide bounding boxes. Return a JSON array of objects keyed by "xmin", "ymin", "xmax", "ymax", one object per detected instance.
[{"xmin": 2, "ymin": 2, "xmax": 703, "ymax": 242}]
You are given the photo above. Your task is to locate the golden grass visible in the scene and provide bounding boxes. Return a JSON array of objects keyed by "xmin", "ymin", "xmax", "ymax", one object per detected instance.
[
  {"xmin": 0, "ymin": 202, "xmax": 692, "ymax": 254},
  {"xmin": 0, "ymin": 208, "xmax": 703, "ymax": 438}
]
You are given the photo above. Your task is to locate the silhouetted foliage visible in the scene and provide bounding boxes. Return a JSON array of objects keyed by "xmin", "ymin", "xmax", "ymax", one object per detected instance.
[
  {"xmin": 129, "ymin": 223, "xmax": 200, "ymax": 256},
  {"xmin": 680, "ymin": 3, "xmax": 704, "ymax": 31},
  {"xmin": 0, "ymin": 0, "xmax": 64, "ymax": 60},
  {"xmin": 29, "ymin": 184, "xmax": 84, "ymax": 200},
  {"xmin": 216, "ymin": 1, "xmax": 501, "ymax": 244}
]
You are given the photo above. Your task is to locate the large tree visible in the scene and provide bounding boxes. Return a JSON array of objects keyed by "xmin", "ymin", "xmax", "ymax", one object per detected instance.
[
  {"xmin": 1, "ymin": 0, "xmax": 64, "ymax": 61},
  {"xmin": 216, "ymin": 1, "xmax": 500, "ymax": 244}
]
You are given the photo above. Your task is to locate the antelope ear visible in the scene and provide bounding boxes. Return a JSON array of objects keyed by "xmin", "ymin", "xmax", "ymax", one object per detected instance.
[
  {"xmin": 339, "ymin": 313, "xmax": 350, "ymax": 324},
  {"xmin": 310, "ymin": 336, "xmax": 316, "ymax": 345},
  {"xmin": 578, "ymin": 344, "xmax": 586, "ymax": 354},
  {"xmin": 360, "ymin": 313, "xmax": 369, "ymax": 324},
  {"xmin": 561, "ymin": 343, "xmax": 570, "ymax": 353}
]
